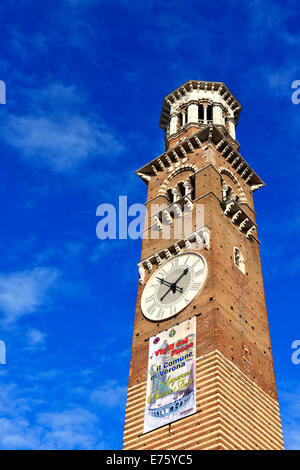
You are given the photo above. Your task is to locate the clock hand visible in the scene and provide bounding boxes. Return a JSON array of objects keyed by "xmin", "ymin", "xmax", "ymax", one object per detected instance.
[
  {"xmin": 156, "ymin": 277, "xmax": 172, "ymax": 287},
  {"xmin": 160, "ymin": 282, "xmax": 184, "ymax": 301},
  {"xmin": 156, "ymin": 277, "xmax": 183, "ymax": 293},
  {"xmin": 160, "ymin": 285, "xmax": 173, "ymax": 302},
  {"xmin": 173, "ymin": 268, "xmax": 189, "ymax": 287}
]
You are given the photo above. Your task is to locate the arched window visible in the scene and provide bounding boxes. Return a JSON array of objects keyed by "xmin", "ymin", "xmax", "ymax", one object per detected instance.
[
  {"xmin": 178, "ymin": 109, "xmax": 187, "ymax": 129},
  {"xmin": 221, "ymin": 184, "xmax": 232, "ymax": 202},
  {"xmin": 178, "ymin": 113, "xmax": 183, "ymax": 128},
  {"xmin": 220, "ymin": 170, "xmax": 246, "ymax": 204},
  {"xmin": 207, "ymin": 105, "xmax": 213, "ymax": 122},
  {"xmin": 198, "ymin": 104, "xmax": 204, "ymax": 122},
  {"xmin": 166, "ymin": 188, "xmax": 173, "ymax": 202},
  {"xmin": 198, "ymin": 103, "xmax": 213, "ymax": 124},
  {"xmin": 233, "ymin": 247, "xmax": 246, "ymax": 274}
]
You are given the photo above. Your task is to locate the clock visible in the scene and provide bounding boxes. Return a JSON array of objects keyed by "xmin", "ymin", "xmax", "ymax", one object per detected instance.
[{"xmin": 141, "ymin": 252, "xmax": 207, "ymax": 321}]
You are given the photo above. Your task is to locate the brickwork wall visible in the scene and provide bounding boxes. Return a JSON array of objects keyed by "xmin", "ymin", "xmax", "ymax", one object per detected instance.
[
  {"xmin": 123, "ymin": 351, "xmax": 284, "ymax": 450},
  {"xmin": 123, "ymin": 129, "xmax": 283, "ymax": 449}
]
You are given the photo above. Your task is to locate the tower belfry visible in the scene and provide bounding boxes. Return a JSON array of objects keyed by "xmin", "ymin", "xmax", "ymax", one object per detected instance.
[{"xmin": 123, "ymin": 80, "xmax": 284, "ymax": 450}]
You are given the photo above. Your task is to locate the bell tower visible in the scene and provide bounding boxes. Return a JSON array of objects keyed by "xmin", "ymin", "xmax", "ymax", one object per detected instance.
[{"xmin": 123, "ymin": 81, "xmax": 284, "ymax": 450}]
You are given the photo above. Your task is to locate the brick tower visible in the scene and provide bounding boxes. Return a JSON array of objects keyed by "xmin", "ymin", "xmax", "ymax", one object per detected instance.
[{"xmin": 123, "ymin": 81, "xmax": 284, "ymax": 450}]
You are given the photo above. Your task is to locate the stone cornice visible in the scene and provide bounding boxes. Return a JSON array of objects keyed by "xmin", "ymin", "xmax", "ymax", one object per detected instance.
[
  {"xmin": 144, "ymin": 194, "xmax": 169, "ymax": 205},
  {"xmin": 165, "ymin": 121, "xmax": 213, "ymax": 145},
  {"xmin": 195, "ymin": 164, "xmax": 256, "ymax": 214},
  {"xmin": 137, "ymin": 226, "xmax": 211, "ymax": 284},
  {"xmin": 223, "ymin": 198, "xmax": 258, "ymax": 241},
  {"xmin": 165, "ymin": 121, "xmax": 239, "ymax": 150},
  {"xmin": 159, "ymin": 80, "xmax": 242, "ymax": 131},
  {"xmin": 240, "ymin": 201, "xmax": 256, "ymax": 216},
  {"xmin": 194, "ymin": 191, "xmax": 259, "ymax": 242},
  {"xmin": 135, "ymin": 125, "xmax": 265, "ymax": 192}
]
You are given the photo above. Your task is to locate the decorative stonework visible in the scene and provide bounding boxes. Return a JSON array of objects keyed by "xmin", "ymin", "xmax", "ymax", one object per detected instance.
[
  {"xmin": 146, "ymin": 194, "xmax": 194, "ymax": 232},
  {"xmin": 136, "ymin": 126, "xmax": 265, "ymax": 193},
  {"xmin": 137, "ymin": 226, "xmax": 211, "ymax": 284},
  {"xmin": 136, "ymin": 172, "xmax": 151, "ymax": 183},
  {"xmin": 222, "ymin": 198, "xmax": 256, "ymax": 240},
  {"xmin": 159, "ymin": 81, "xmax": 242, "ymax": 134},
  {"xmin": 219, "ymin": 166, "xmax": 247, "ymax": 203},
  {"xmin": 216, "ymin": 137, "xmax": 265, "ymax": 192},
  {"xmin": 159, "ymin": 165, "xmax": 197, "ymax": 197}
]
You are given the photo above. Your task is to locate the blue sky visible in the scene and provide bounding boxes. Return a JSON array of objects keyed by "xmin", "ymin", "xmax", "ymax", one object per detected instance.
[{"xmin": 0, "ymin": 0, "xmax": 299, "ymax": 450}]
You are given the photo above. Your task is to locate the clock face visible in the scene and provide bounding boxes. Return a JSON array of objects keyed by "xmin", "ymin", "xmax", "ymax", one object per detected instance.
[{"xmin": 141, "ymin": 252, "xmax": 207, "ymax": 321}]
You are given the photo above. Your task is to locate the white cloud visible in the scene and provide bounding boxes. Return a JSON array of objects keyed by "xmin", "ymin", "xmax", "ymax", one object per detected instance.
[
  {"xmin": 38, "ymin": 408, "xmax": 97, "ymax": 428},
  {"xmin": 0, "ymin": 267, "xmax": 59, "ymax": 324},
  {"xmin": 0, "ymin": 383, "xmax": 107, "ymax": 449},
  {"xmin": 0, "ymin": 417, "xmax": 41, "ymax": 450},
  {"xmin": 0, "ymin": 82, "xmax": 124, "ymax": 173},
  {"xmin": 37, "ymin": 408, "xmax": 101, "ymax": 450},
  {"xmin": 278, "ymin": 381, "xmax": 300, "ymax": 450},
  {"xmin": 26, "ymin": 329, "xmax": 47, "ymax": 349},
  {"xmin": 91, "ymin": 380, "xmax": 127, "ymax": 409},
  {"xmin": 3, "ymin": 114, "xmax": 122, "ymax": 173},
  {"xmin": 89, "ymin": 240, "xmax": 125, "ymax": 263}
]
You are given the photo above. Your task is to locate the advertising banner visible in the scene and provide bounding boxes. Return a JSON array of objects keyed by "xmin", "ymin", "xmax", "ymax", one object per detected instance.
[{"xmin": 143, "ymin": 317, "xmax": 196, "ymax": 433}]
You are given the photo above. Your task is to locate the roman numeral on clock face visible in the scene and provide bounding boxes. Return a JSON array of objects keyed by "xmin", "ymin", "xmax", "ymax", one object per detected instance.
[
  {"xmin": 190, "ymin": 282, "xmax": 201, "ymax": 290},
  {"xmin": 171, "ymin": 259, "xmax": 179, "ymax": 269},
  {"xmin": 147, "ymin": 304, "xmax": 156, "ymax": 315},
  {"xmin": 159, "ymin": 269, "xmax": 167, "ymax": 277},
  {"xmin": 192, "ymin": 259, "xmax": 200, "ymax": 268},
  {"xmin": 169, "ymin": 305, "xmax": 177, "ymax": 316},
  {"xmin": 183, "ymin": 256, "xmax": 190, "ymax": 266},
  {"xmin": 194, "ymin": 269, "xmax": 204, "ymax": 276},
  {"xmin": 156, "ymin": 309, "xmax": 164, "ymax": 320}
]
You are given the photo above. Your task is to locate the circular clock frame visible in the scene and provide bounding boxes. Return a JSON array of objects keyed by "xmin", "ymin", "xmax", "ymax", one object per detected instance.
[{"xmin": 141, "ymin": 251, "xmax": 207, "ymax": 322}]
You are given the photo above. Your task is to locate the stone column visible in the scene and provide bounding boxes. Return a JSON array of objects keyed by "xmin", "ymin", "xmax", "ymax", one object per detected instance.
[
  {"xmin": 171, "ymin": 187, "xmax": 181, "ymax": 202},
  {"xmin": 183, "ymin": 180, "xmax": 193, "ymax": 196},
  {"xmin": 169, "ymin": 113, "xmax": 177, "ymax": 135},
  {"xmin": 227, "ymin": 118, "xmax": 236, "ymax": 140},
  {"xmin": 213, "ymin": 103, "xmax": 224, "ymax": 125},
  {"xmin": 203, "ymin": 105, "xmax": 208, "ymax": 123},
  {"xmin": 187, "ymin": 103, "xmax": 198, "ymax": 123}
]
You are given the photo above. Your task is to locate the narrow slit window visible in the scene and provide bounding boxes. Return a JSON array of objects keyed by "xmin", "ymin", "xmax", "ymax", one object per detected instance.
[
  {"xmin": 233, "ymin": 247, "xmax": 246, "ymax": 274},
  {"xmin": 207, "ymin": 105, "xmax": 213, "ymax": 122},
  {"xmin": 178, "ymin": 113, "xmax": 183, "ymax": 128},
  {"xmin": 198, "ymin": 104, "xmax": 204, "ymax": 122}
]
